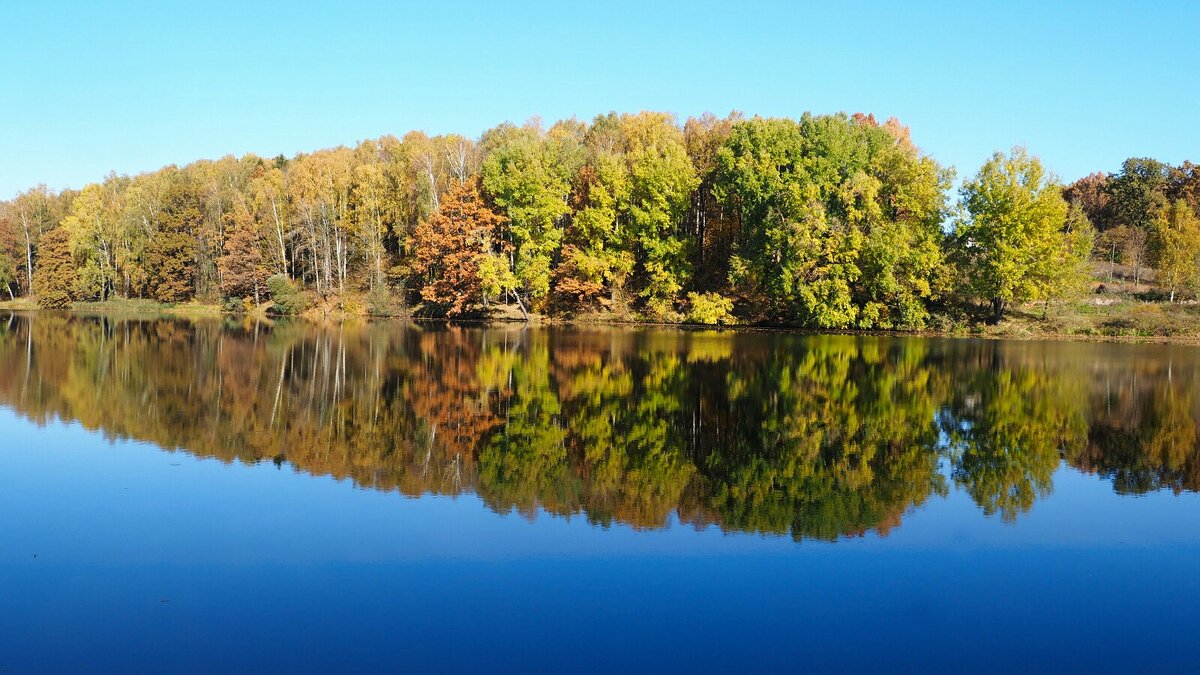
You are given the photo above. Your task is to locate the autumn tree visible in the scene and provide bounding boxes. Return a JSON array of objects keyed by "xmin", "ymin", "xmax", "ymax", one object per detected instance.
[
  {"xmin": 219, "ymin": 201, "xmax": 268, "ymax": 303},
  {"xmin": 145, "ymin": 176, "xmax": 201, "ymax": 302},
  {"xmin": 63, "ymin": 179, "xmax": 123, "ymax": 300},
  {"xmin": 1166, "ymin": 161, "xmax": 1200, "ymax": 214},
  {"xmin": 556, "ymin": 115, "xmax": 634, "ymax": 308},
  {"xmin": 1062, "ymin": 172, "xmax": 1111, "ymax": 231},
  {"xmin": 1154, "ymin": 200, "xmax": 1200, "ymax": 302},
  {"xmin": 8, "ymin": 186, "xmax": 61, "ymax": 294},
  {"xmin": 32, "ymin": 227, "xmax": 75, "ymax": 309},
  {"xmin": 409, "ymin": 181, "xmax": 506, "ymax": 316}
]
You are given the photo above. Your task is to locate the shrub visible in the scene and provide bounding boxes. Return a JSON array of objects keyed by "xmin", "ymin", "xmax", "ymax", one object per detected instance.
[
  {"xmin": 266, "ymin": 274, "xmax": 307, "ymax": 315},
  {"xmin": 685, "ymin": 292, "xmax": 735, "ymax": 325},
  {"xmin": 367, "ymin": 286, "xmax": 398, "ymax": 317},
  {"xmin": 222, "ymin": 296, "xmax": 246, "ymax": 314}
]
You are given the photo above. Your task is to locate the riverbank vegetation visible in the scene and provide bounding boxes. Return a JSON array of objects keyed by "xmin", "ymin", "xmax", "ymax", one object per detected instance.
[{"xmin": 1, "ymin": 111, "xmax": 1197, "ymax": 333}]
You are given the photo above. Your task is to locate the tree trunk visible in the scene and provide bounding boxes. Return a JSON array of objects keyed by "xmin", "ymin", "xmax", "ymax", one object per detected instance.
[
  {"xmin": 510, "ymin": 289, "xmax": 530, "ymax": 322},
  {"xmin": 990, "ymin": 297, "xmax": 1005, "ymax": 325},
  {"xmin": 271, "ymin": 198, "xmax": 288, "ymax": 277},
  {"xmin": 21, "ymin": 212, "xmax": 33, "ymax": 294}
]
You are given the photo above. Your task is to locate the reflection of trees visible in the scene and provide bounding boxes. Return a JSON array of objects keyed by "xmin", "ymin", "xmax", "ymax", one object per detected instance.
[
  {"xmin": 1, "ymin": 313, "xmax": 1199, "ymax": 542},
  {"xmin": 939, "ymin": 360, "xmax": 1087, "ymax": 522},
  {"xmin": 696, "ymin": 336, "xmax": 947, "ymax": 541},
  {"xmin": 1070, "ymin": 355, "xmax": 1200, "ymax": 495}
]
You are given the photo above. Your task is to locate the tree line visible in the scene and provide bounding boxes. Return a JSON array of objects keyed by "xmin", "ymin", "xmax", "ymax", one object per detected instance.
[
  {"xmin": 2, "ymin": 314, "xmax": 1197, "ymax": 539},
  {"xmin": 1, "ymin": 111, "xmax": 1197, "ymax": 326}
]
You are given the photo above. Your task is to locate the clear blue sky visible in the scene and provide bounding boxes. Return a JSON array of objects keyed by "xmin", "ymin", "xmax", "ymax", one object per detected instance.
[{"xmin": 2, "ymin": 0, "xmax": 1197, "ymax": 199}]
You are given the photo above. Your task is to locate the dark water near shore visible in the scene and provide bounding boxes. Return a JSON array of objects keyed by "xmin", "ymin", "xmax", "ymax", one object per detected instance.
[{"xmin": 1, "ymin": 313, "xmax": 1199, "ymax": 672}]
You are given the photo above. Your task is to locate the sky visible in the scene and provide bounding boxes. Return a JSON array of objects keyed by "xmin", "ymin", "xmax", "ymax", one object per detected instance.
[{"xmin": 1, "ymin": 0, "xmax": 1197, "ymax": 199}]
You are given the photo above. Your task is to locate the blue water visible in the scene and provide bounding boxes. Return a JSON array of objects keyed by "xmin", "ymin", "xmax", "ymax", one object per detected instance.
[
  {"xmin": 2, "ymin": 410, "xmax": 1197, "ymax": 673},
  {"xmin": 1, "ymin": 315, "xmax": 1199, "ymax": 672}
]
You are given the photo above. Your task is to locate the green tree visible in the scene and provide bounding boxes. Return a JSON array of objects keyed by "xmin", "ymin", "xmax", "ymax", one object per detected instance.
[
  {"xmin": 714, "ymin": 114, "xmax": 949, "ymax": 328},
  {"xmin": 481, "ymin": 121, "xmax": 582, "ymax": 309},
  {"xmin": 620, "ymin": 112, "xmax": 699, "ymax": 316},
  {"xmin": 1106, "ymin": 157, "xmax": 1169, "ymax": 232},
  {"xmin": 955, "ymin": 147, "xmax": 1079, "ymax": 323}
]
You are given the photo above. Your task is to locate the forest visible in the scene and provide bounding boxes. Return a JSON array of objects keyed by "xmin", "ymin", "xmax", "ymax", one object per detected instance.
[
  {"xmin": 1, "ymin": 111, "xmax": 1198, "ymax": 329},
  {"xmin": 1, "ymin": 314, "xmax": 1196, "ymax": 541}
]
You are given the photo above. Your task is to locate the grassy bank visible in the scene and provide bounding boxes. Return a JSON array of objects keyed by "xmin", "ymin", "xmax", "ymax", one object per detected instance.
[
  {"xmin": 5, "ymin": 294, "xmax": 1200, "ymax": 344},
  {"xmin": 963, "ymin": 299, "xmax": 1200, "ymax": 343},
  {"xmin": 0, "ymin": 297, "xmax": 224, "ymax": 317}
]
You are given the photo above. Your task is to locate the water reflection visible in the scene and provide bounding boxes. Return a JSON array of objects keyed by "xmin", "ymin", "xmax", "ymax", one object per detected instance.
[{"xmin": 1, "ymin": 313, "xmax": 1198, "ymax": 541}]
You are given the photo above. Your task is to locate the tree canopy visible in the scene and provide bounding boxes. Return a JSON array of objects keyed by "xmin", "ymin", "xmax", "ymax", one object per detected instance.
[{"xmin": 8, "ymin": 110, "xmax": 1200, "ymax": 327}]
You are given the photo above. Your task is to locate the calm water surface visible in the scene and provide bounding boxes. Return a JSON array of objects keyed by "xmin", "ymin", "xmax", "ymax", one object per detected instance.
[{"xmin": 2, "ymin": 313, "xmax": 1199, "ymax": 672}]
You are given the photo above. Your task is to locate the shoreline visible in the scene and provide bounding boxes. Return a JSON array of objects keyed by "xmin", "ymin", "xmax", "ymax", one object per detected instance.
[{"xmin": 5, "ymin": 299, "xmax": 1200, "ymax": 347}]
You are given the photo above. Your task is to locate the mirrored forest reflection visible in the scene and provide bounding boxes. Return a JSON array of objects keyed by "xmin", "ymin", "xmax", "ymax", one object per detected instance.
[{"xmin": 2, "ymin": 312, "xmax": 1199, "ymax": 541}]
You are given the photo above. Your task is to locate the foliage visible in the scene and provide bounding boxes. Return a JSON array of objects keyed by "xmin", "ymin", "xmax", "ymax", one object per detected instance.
[
  {"xmin": 145, "ymin": 175, "xmax": 201, "ymax": 302},
  {"xmin": 620, "ymin": 112, "xmax": 699, "ymax": 310},
  {"xmin": 1106, "ymin": 157, "xmax": 1170, "ymax": 232},
  {"xmin": 409, "ymin": 181, "xmax": 506, "ymax": 316},
  {"xmin": 32, "ymin": 227, "xmax": 75, "ymax": 309},
  {"xmin": 955, "ymin": 147, "xmax": 1088, "ymax": 323},
  {"xmin": 219, "ymin": 203, "xmax": 268, "ymax": 303},
  {"xmin": 713, "ymin": 114, "xmax": 950, "ymax": 329},
  {"xmin": 685, "ymin": 291, "xmax": 735, "ymax": 325},
  {"xmin": 0, "ymin": 250, "xmax": 16, "ymax": 298},
  {"xmin": 266, "ymin": 274, "xmax": 306, "ymax": 315},
  {"xmin": 0, "ymin": 111, "xmax": 1194, "ymax": 327},
  {"xmin": 1154, "ymin": 200, "xmax": 1200, "ymax": 302},
  {"xmin": 480, "ymin": 122, "xmax": 580, "ymax": 307}
]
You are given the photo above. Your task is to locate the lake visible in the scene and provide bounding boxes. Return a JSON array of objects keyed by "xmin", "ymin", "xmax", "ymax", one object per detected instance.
[{"xmin": 1, "ymin": 313, "xmax": 1198, "ymax": 672}]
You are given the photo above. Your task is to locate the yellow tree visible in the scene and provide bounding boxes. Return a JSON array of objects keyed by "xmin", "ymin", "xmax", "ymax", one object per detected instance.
[
  {"xmin": 249, "ymin": 163, "xmax": 291, "ymax": 278},
  {"xmin": 119, "ymin": 169, "xmax": 171, "ymax": 297},
  {"xmin": 352, "ymin": 139, "xmax": 406, "ymax": 291},
  {"xmin": 956, "ymin": 147, "xmax": 1076, "ymax": 323},
  {"xmin": 288, "ymin": 149, "xmax": 354, "ymax": 295},
  {"xmin": 1155, "ymin": 200, "xmax": 1200, "ymax": 302},
  {"xmin": 63, "ymin": 179, "xmax": 124, "ymax": 300},
  {"xmin": 9, "ymin": 186, "xmax": 61, "ymax": 294}
]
